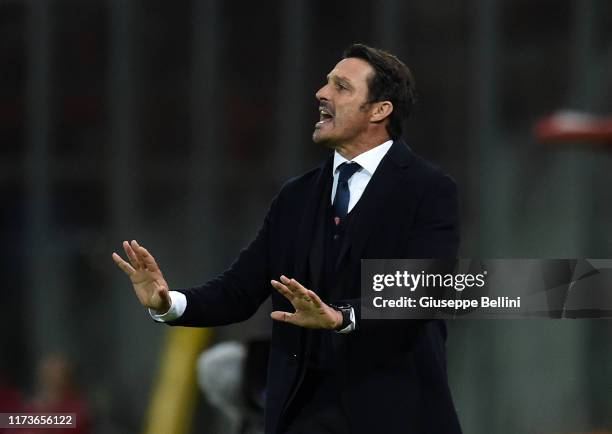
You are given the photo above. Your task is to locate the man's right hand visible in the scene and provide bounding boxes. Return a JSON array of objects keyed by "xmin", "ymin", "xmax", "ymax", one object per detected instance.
[{"xmin": 112, "ymin": 240, "xmax": 172, "ymax": 314}]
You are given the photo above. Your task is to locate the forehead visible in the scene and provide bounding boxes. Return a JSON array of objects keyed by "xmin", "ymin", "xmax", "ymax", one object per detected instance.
[{"xmin": 328, "ymin": 57, "xmax": 374, "ymax": 87}]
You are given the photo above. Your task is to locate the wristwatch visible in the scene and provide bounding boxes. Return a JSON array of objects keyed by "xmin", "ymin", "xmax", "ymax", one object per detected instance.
[{"xmin": 329, "ymin": 303, "xmax": 352, "ymax": 331}]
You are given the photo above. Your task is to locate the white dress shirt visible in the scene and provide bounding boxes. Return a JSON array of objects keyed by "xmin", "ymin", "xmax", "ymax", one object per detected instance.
[
  {"xmin": 331, "ymin": 139, "xmax": 393, "ymax": 211},
  {"xmin": 151, "ymin": 140, "xmax": 394, "ymax": 332}
]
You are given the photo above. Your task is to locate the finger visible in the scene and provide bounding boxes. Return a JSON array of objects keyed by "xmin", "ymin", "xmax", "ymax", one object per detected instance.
[
  {"xmin": 112, "ymin": 252, "xmax": 136, "ymax": 275},
  {"xmin": 289, "ymin": 278, "xmax": 308, "ymax": 295},
  {"xmin": 286, "ymin": 278, "xmax": 314, "ymax": 304},
  {"xmin": 271, "ymin": 280, "xmax": 295, "ymax": 302},
  {"xmin": 130, "ymin": 240, "xmax": 147, "ymax": 267},
  {"xmin": 123, "ymin": 241, "xmax": 142, "ymax": 270},
  {"xmin": 281, "ymin": 275, "xmax": 308, "ymax": 297},
  {"xmin": 132, "ymin": 240, "xmax": 156, "ymax": 271},
  {"xmin": 137, "ymin": 246, "xmax": 159, "ymax": 272},
  {"xmin": 270, "ymin": 310, "xmax": 298, "ymax": 325},
  {"xmin": 306, "ymin": 290, "xmax": 323, "ymax": 308}
]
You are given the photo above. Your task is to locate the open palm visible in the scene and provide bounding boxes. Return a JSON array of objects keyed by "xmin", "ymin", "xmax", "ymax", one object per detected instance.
[
  {"xmin": 270, "ymin": 275, "xmax": 341, "ymax": 330},
  {"xmin": 112, "ymin": 240, "xmax": 171, "ymax": 313}
]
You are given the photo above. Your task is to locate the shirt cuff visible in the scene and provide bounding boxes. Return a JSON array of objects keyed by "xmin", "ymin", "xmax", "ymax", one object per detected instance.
[
  {"xmin": 148, "ymin": 291, "xmax": 187, "ymax": 322},
  {"xmin": 336, "ymin": 307, "xmax": 356, "ymax": 334}
]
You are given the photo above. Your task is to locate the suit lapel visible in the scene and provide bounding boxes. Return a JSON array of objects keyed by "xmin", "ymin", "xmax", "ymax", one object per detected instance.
[
  {"xmin": 294, "ymin": 157, "xmax": 333, "ymax": 284},
  {"xmin": 335, "ymin": 140, "xmax": 415, "ymax": 269},
  {"xmin": 308, "ymin": 179, "xmax": 331, "ymax": 289}
]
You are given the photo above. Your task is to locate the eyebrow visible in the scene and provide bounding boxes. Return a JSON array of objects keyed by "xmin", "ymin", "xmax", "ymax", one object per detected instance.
[{"xmin": 326, "ymin": 73, "xmax": 353, "ymax": 89}]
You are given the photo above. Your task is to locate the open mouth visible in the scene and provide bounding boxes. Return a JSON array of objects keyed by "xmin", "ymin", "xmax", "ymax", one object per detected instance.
[{"xmin": 316, "ymin": 107, "xmax": 334, "ymax": 127}]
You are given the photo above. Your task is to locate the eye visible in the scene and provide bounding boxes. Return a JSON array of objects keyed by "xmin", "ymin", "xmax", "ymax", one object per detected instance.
[{"xmin": 335, "ymin": 83, "xmax": 347, "ymax": 91}]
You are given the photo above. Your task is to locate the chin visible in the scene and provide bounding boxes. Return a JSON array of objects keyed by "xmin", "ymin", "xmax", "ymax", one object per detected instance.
[
  {"xmin": 312, "ymin": 130, "xmax": 324, "ymax": 143},
  {"xmin": 312, "ymin": 130, "xmax": 334, "ymax": 148}
]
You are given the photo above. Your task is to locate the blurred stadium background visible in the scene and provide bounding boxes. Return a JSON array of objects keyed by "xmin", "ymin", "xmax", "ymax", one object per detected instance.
[{"xmin": 1, "ymin": 0, "xmax": 612, "ymax": 433}]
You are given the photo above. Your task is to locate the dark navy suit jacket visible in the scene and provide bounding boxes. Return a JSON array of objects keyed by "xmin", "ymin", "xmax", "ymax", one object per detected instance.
[{"xmin": 169, "ymin": 140, "xmax": 462, "ymax": 434}]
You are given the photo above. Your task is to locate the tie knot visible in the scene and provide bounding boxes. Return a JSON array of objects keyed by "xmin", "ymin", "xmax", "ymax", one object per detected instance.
[{"xmin": 337, "ymin": 162, "xmax": 362, "ymax": 183}]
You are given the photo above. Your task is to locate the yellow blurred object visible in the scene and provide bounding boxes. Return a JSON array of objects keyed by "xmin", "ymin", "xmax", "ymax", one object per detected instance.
[{"xmin": 143, "ymin": 327, "xmax": 214, "ymax": 434}]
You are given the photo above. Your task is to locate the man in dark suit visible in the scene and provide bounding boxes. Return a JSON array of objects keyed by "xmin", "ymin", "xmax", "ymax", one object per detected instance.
[{"xmin": 113, "ymin": 44, "xmax": 462, "ymax": 434}]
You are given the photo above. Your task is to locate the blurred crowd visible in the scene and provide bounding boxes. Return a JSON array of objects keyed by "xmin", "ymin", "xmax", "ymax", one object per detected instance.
[{"xmin": 0, "ymin": 353, "xmax": 90, "ymax": 434}]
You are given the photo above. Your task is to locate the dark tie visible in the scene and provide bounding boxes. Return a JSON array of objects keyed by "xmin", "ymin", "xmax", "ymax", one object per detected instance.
[{"xmin": 332, "ymin": 162, "xmax": 362, "ymax": 223}]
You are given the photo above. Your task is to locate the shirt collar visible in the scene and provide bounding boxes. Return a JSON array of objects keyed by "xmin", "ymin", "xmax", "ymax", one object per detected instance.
[{"xmin": 332, "ymin": 139, "xmax": 394, "ymax": 176}]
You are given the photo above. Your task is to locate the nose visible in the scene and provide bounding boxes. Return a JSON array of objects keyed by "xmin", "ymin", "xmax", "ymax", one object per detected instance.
[{"xmin": 315, "ymin": 83, "xmax": 330, "ymax": 102}]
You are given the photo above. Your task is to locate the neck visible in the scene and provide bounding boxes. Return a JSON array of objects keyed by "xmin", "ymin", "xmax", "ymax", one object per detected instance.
[{"xmin": 335, "ymin": 135, "xmax": 391, "ymax": 160}]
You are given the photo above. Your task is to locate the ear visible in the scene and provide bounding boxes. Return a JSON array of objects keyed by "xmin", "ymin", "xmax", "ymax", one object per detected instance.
[{"xmin": 370, "ymin": 101, "xmax": 393, "ymax": 123}]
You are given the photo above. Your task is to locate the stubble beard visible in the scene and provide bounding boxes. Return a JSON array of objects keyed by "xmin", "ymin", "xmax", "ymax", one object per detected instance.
[{"xmin": 313, "ymin": 129, "xmax": 342, "ymax": 151}]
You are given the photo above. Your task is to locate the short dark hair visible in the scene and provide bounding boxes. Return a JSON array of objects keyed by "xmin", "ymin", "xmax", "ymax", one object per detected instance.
[{"xmin": 342, "ymin": 43, "xmax": 417, "ymax": 140}]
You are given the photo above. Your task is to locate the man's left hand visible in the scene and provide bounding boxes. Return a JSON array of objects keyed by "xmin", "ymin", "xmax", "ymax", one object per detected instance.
[{"xmin": 270, "ymin": 275, "xmax": 342, "ymax": 330}]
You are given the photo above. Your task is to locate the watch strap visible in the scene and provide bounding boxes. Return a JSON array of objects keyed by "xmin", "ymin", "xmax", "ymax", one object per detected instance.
[{"xmin": 329, "ymin": 303, "xmax": 352, "ymax": 331}]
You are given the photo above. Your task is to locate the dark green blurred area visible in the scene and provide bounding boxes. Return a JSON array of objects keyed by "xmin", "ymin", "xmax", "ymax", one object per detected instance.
[{"xmin": 1, "ymin": 0, "xmax": 611, "ymax": 433}]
